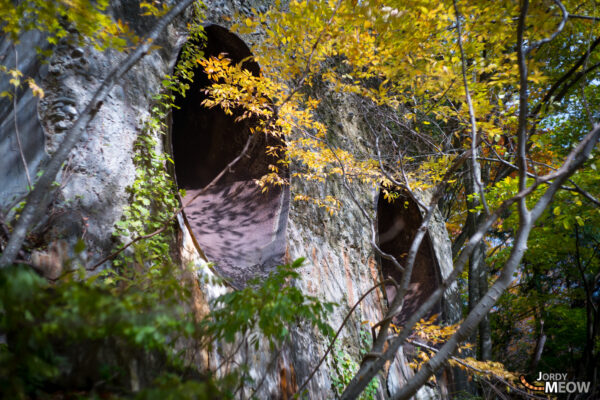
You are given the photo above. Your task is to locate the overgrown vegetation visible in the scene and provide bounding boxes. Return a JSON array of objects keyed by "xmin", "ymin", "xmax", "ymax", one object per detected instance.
[
  {"xmin": 330, "ymin": 326, "xmax": 379, "ymax": 400},
  {"xmin": 0, "ymin": 1, "xmax": 337, "ymax": 398},
  {"xmin": 0, "ymin": 257, "xmax": 334, "ymax": 398},
  {"xmin": 112, "ymin": 0, "xmax": 206, "ymax": 269},
  {"xmin": 1, "ymin": 0, "xmax": 600, "ymax": 399},
  {"xmin": 201, "ymin": 1, "xmax": 600, "ymax": 398}
]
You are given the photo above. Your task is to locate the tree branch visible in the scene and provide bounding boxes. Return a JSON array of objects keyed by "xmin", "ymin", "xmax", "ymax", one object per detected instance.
[
  {"xmin": 294, "ymin": 279, "xmax": 394, "ymax": 396},
  {"xmin": 534, "ymin": 35, "xmax": 600, "ymax": 116},
  {"xmin": 526, "ymin": 0, "xmax": 568, "ymax": 54},
  {"xmin": 341, "ymin": 121, "xmax": 600, "ymax": 398},
  {"xmin": 389, "ymin": 123, "xmax": 600, "ymax": 400},
  {"xmin": 568, "ymin": 14, "xmax": 600, "ymax": 22},
  {"xmin": 478, "ymin": 156, "xmax": 600, "ymax": 207}
]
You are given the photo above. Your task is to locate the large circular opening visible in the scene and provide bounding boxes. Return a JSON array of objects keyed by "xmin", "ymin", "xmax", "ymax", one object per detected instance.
[
  {"xmin": 377, "ymin": 191, "xmax": 441, "ymax": 324},
  {"xmin": 172, "ymin": 25, "xmax": 289, "ymax": 288}
]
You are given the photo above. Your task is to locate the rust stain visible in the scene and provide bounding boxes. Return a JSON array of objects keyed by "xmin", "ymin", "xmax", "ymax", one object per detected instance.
[
  {"xmin": 178, "ymin": 225, "xmax": 211, "ymax": 370},
  {"xmin": 368, "ymin": 256, "xmax": 385, "ymax": 318},
  {"xmin": 321, "ymin": 253, "xmax": 335, "ymax": 295},
  {"xmin": 279, "ymin": 354, "xmax": 297, "ymax": 400},
  {"xmin": 182, "ymin": 269, "xmax": 210, "ymax": 322},
  {"xmin": 368, "ymin": 256, "xmax": 379, "ymax": 286},
  {"xmin": 284, "ymin": 244, "xmax": 291, "ymax": 265},
  {"xmin": 342, "ymin": 251, "xmax": 355, "ymax": 306},
  {"xmin": 179, "ymin": 265, "xmax": 210, "ymax": 370}
]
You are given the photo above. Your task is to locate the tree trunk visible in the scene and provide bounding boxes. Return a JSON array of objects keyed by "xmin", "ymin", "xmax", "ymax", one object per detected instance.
[
  {"xmin": 529, "ymin": 320, "xmax": 546, "ymax": 372},
  {"xmin": 477, "ymin": 243, "xmax": 492, "ymax": 361},
  {"xmin": 465, "ymin": 172, "xmax": 491, "ymax": 361}
]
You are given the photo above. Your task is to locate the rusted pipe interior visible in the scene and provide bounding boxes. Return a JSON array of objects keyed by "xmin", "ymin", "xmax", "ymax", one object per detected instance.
[
  {"xmin": 172, "ymin": 25, "xmax": 289, "ymax": 288},
  {"xmin": 377, "ymin": 192, "xmax": 441, "ymax": 325}
]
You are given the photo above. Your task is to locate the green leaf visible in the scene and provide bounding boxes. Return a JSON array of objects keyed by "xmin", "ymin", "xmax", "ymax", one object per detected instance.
[{"xmin": 74, "ymin": 239, "xmax": 86, "ymax": 254}]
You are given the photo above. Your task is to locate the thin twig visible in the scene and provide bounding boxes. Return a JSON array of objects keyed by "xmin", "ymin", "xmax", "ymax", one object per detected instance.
[
  {"xmin": 213, "ymin": 332, "xmax": 248, "ymax": 374},
  {"xmin": 294, "ymin": 279, "xmax": 393, "ymax": 397},
  {"xmin": 478, "ymin": 156, "xmax": 600, "ymax": 207},
  {"xmin": 12, "ymin": 45, "xmax": 32, "ymax": 190},
  {"xmin": 568, "ymin": 14, "xmax": 600, "ymax": 22}
]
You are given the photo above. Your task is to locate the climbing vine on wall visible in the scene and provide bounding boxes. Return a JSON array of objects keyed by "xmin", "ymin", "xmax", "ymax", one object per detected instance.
[
  {"xmin": 113, "ymin": 2, "xmax": 207, "ymax": 267},
  {"xmin": 330, "ymin": 325, "xmax": 379, "ymax": 400}
]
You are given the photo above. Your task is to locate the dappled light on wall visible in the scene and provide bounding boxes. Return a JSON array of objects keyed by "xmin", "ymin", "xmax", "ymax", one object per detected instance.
[{"xmin": 171, "ymin": 25, "xmax": 289, "ymax": 289}]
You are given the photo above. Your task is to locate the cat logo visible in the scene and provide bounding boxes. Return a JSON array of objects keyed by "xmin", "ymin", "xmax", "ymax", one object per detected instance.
[{"xmin": 520, "ymin": 374, "xmax": 591, "ymax": 394}]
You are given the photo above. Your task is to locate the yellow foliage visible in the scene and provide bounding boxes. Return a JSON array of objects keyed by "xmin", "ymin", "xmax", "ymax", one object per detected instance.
[
  {"xmin": 390, "ymin": 315, "xmax": 520, "ymax": 385},
  {"xmin": 140, "ymin": 1, "xmax": 171, "ymax": 17},
  {"xmin": 448, "ymin": 357, "xmax": 520, "ymax": 384},
  {"xmin": 194, "ymin": 0, "xmax": 594, "ymax": 215}
]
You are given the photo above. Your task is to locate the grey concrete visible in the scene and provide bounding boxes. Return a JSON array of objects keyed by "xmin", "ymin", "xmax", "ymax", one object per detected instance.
[{"xmin": 0, "ymin": 31, "xmax": 49, "ymax": 212}]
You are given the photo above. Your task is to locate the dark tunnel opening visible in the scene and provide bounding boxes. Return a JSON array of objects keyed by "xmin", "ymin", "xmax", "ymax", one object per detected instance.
[
  {"xmin": 172, "ymin": 25, "xmax": 289, "ymax": 288},
  {"xmin": 377, "ymin": 191, "xmax": 442, "ymax": 325}
]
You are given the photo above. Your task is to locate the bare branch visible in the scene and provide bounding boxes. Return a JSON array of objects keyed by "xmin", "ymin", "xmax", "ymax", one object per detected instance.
[
  {"xmin": 526, "ymin": 0, "xmax": 568, "ymax": 53},
  {"xmin": 553, "ymin": 61, "xmax": 600, "ymax": 105},
  {"xmin": 302, "ymin": 129, "xmax": 407, "ymax": 274},
  {"xmin": 12, "ymin": 45, "xmax": 32, "ymax": 191},
  {"xmin": 388, "ymin": 123, "xmax": 600, "ymax": 400},
  {"xmin": 568, "ymin": 14, "xmax": 600, "ymax": 22},
  {"xmin": 535, "ymin": 35, "xmax": 600, "ymax": 115},
  {"xmin": 479, "ymin": 156, "xmax": 600, "ymax": 207},
  {"xmin": 341, "ymin": 121, "xmax": 599, "ymax": 398},
  {"xmin": 294, "ymin": 279, "xmax": 394, "ymax": 396}
]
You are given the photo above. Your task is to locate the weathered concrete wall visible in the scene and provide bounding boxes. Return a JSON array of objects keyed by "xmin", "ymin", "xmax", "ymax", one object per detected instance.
[{"xmin": 0, "ymin": 1, "xmax": 459, "ymax": 398}]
